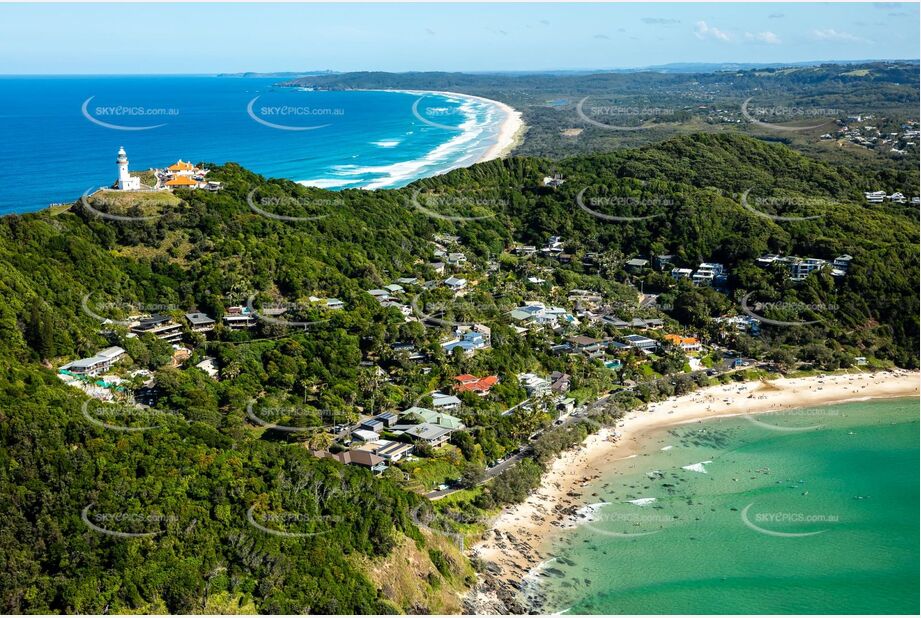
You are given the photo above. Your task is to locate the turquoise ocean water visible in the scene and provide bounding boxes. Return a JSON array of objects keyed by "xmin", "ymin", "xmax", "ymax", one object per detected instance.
[
  {"xmin": 0, "ymin": 76, "xmax": 505, "ymax": 214},
  {"xmin": 531, "ymin": 398, "xmax": 920, "ymax": 614}
]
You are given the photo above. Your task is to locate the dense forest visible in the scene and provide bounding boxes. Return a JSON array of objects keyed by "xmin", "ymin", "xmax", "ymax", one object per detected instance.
[{"xmin": 0, "ymin": 134, "xmax": 917, "ymax": 612}]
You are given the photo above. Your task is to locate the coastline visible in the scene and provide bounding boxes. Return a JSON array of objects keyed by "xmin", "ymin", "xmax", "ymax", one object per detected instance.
[
  {"xmin": 372, "ymin": 88, "xmax": 525, "ymax": 162},
  {"xmin": 468, "ymin": 369, "xmax": 920, "ymax": 613}
]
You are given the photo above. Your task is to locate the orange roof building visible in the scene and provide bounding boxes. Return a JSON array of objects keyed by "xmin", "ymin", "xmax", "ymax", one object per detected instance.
[
  {"xmin": 454, "ymin": 374, "xmax": 499, "ymax": 395},
  {"xmin": 665, "ymin": 334, "xmax": 702, "ymax": 351},
  {"xmin": 167, "ymin": 160, "xmax": 195, "ymax": 173},
  {"xmin": 165, "ymin": 175, "xmax": 199, "ymax": 188}
]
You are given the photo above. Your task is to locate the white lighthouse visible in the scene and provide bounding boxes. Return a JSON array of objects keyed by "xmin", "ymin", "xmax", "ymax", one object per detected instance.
[{"xmin": 116, "ymin": 146, "xmax": 141, "ymax": 191}]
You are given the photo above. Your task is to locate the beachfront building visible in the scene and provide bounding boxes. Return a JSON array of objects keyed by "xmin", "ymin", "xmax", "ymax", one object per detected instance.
[
  {"xmin": 664, "ymin": 334, "xmax": 702, "ymax": 352},
  {"xmin": 115, "ymin": 147, "xmax": 141, "ymax": 191},
  {"xmin": 623, "ymin": 334, "xmax": 659, "ymax": 352}
]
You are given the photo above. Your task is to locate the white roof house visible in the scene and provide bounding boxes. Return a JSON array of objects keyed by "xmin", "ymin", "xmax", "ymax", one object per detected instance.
[
  {"xmin": 431, "ymin": 392, "xmax": 462, "ymax": 409},
  {"xmin": 444, "ymin": 277, "xmax": 467, "ymax": 290}
]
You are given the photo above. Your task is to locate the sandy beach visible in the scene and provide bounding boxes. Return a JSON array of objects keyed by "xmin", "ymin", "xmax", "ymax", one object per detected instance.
[
  {"xmin": 383, "ymin": 88, "xmax": 525, "ymax": 162},
  {"xmin": 468, "ymin": 369, "xmax": 919, "ymax": 612}
]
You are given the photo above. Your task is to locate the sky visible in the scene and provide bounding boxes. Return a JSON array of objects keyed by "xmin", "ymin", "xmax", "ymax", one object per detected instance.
[{"xmin": 0, "ymin": 2, "xmax": 918, "ymax": 74}]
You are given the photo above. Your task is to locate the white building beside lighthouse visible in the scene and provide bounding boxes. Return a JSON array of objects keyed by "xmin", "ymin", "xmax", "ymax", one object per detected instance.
[{"xmin": 116, "ymin": 146, "xmax": 141, "ymax": 191}]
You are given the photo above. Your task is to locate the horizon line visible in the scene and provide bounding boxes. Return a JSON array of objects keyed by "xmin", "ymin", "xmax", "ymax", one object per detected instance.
[{"xmin": 1, "ymin": 58, "xmax": 920, "ymax": 78}]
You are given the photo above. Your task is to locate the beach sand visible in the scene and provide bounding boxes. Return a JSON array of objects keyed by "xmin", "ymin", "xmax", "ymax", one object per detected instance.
[
  {"xmin": 382, "ymin": 88, "xmax": 525, "ymax": 163},
  {"xmin": 467, "ymin": 369, "xmax": 919, "ymax": 613}
]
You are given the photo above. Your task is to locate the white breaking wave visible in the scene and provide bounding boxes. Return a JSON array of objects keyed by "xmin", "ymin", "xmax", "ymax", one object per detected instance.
[
  {"xmin": 320, "ymin": 93, "xmax": 497, "ymax": 190},
  {"xmin": 661, "ymin": 445, "xmax": 674, "ymax": 451},
  {"xmin": 372, "ymin": 140, "xmax": 400, "ymax": 148},
  {"xmin": 628, "ymin": 497, "xmax": 657, "ymax": 506},
  {"xmin": 297, "ymin": 178, "xmax": 358, "ymax": 189},
  {"xmin": 682, "ymin": 460, "xmax": 713, "ymax": 474}
]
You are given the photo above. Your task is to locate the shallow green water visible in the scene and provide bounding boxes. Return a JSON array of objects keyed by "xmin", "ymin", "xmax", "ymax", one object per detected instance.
[{"xmin": 533, "ymin": 398, "xmax": 920, "ymax": 614}]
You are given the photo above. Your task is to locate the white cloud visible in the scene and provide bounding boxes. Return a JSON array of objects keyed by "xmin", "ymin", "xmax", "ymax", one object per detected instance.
[
  {"xmin": 694, "ymin": 21, "xmax": 732, "ymax": 42},
  {"xmin": 745, "ymin": 31, "xmax": 781, "ymax": 44},
  {"xmin": 812, "ymin": 28, "xmax": 865, "ymax": 43}
]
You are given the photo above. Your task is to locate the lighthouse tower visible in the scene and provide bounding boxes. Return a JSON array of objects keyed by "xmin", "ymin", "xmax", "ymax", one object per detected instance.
[{"xmin": 116, "ymin": 146, "xmax": 141, "ymax": 191}]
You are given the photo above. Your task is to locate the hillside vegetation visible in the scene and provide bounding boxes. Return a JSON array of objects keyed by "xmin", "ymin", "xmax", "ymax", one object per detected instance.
[{"xmin": 0, "ymin": 134, "xmax": 917, "ymax": 613}]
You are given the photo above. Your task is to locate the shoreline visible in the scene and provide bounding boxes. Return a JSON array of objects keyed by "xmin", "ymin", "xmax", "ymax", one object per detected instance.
[
  {"xmin": 467, "ymin": 369, "xmax": 920, "ymax": 613},
  {"xmin": 368, "ymin": 88, "xmax": 525, "ymax": 162}
]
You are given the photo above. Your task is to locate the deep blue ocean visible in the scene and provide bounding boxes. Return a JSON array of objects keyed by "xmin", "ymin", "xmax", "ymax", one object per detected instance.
[{"xmin": 0, "ymin": 76, "xmax": 505, "ymax": 214}]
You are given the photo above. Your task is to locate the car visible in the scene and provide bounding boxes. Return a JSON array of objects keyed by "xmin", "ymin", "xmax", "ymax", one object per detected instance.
[{"xmin": 436, "ymin": 484, "xmax": 449, "ymax": 491}]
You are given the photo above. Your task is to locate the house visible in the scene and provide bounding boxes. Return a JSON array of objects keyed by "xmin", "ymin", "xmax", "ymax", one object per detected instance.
[
  {"xmin": 131, "ymin": 315, "xmax": 182, "ymax": 343},
  {"xmin": 367, "ymin": 289, "xmax": 391, "ymax": 299},
  {"xmin": 316, "ymin": 449, "xmax": 386, "ymax": 471},
  {"xmin": 665, "ymin": 334, "xmax": 702, "ymax": 352},
  {"xmin": 832, "ymin": 255, "xmax": 853, "ymax": 278},
  {"xmin": 509, "ymin": 302, "xmax": 573, "ymax": 329},
  {"xmin": 454, "ymin": 374, "xmax": 499, "ymax": 396},
  {"xmin": 542, "ymin": 236, "xmax": 565, "ymax": 255},
  {"xmin": 430, "ymin": 262, "xmax": 446, "ymax": 275},
  {"xmin": 441, "ymin": 331, "xmax": 487, "ymax": 354},
  {"xmin": 671, "ymin": 267, "xmax": 693, "ymax": 281},
  {"xmin": 550, "ymin": 371, "xmax": 571, "ymax": 393},
  {"xmin": 655, "ymin": 255, "xmax": 675, "ymax": 270},
  {"xmin": 195, "ymin": 357, "xmax": 219, "ymax": 379},
  {"xmin": 446, "ymin": 252, "xmax": 467, "ymax": 267},
  {"xmin": 601, "ymin": 315, "xmax": 631, "ymax": 329},
  {"xmin": 401, "ymin": 406, "xmax": 465, "ymax": 430},
  {"xmin": 351, "ymin": 429, "xmax": 380, "ymax": 442},
  {"xmin": 60, "ymin": 346, "xmax": 126, "ymax": 377},
  {"xmin": 442, "ymin": 325, "xmax": 490, "ymax": 355},
  {"xmin": 359, "ymin": 418, "xmax": 385, "ymax": 433},
  {"xmin": 185, "ymin": 312, "xmax": 215, "ymax": 333},
  {"xmin": 371, "ymin": 411, "xmax": 399, "ymax": 428},
  {"xmin": 625, "ymin": 258, "xmax": 649, "ymax": 273},
  {"xmin": 692, "ymin": 263, "xmax": 726, "ymax": 287},
  {"xmin": 443, "ymin": 276, "xmax": 467, "ymax": 292},
  {"xmin": 757, "ymin": 254, "xmax": 828, "ymax": 281},
  {"xmin": 431, "ymin": 392, "xmax": 462, "ymax": 410},
  {"xmin": 518, "ymin": 372, "xmax": 551, "ymax": 397},
  {"xmin": 404, "ymin": 423, "xmax": 453, "ymax": 447},
  {"xmin": 864, "ymin": 190, "xmax": 887, "ymax": 204},
  {"xmin": 223, "ymin": 305, "xmax": 256, "ymax": 330},
  {"xmin": 556, "ymin": 397, "xmax": 576, "ymax": 418},
  {"xmin": 384, "ymin": 284, "xmax": 405, "ymax": 294},
  {"xmin": 355, "ymin": 439, "xmax": 414, "ymax": 462},
  {"xmin": 396, "ymin": 277, "xmax": 419, "ymax": 286},
  {"xmin": 787, "ymin": 257, "xmax": 827, "ymax": 281},
  {"xmin": 854, "ymin": 356, "xmax": 868, "ymax": 366},
  {"xmin": 623, "ymin": 334, "xmax": 658, "ymax": 352},
  {"xmin": 542, "ymin": 173, "xmax": 564, "ymax": 187},
  {"xmin": 567, "ymin": 335, "xmax": 607, "ymax": 358}
]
